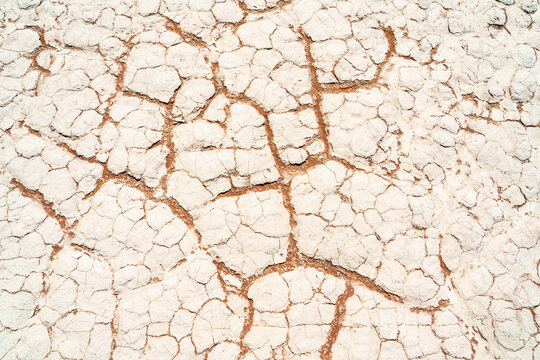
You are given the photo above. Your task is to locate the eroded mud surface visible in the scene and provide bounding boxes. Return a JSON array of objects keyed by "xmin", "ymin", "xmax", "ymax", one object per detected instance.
[{"xmin": 0, "ymin": 0, "xmax": 539, "ymax": 359}]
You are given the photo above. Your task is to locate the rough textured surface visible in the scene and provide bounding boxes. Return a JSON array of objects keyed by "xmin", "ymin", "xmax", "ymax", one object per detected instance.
[{"xmin": 0, "ymin": 0, "xmax": 539, "ymax": 359}]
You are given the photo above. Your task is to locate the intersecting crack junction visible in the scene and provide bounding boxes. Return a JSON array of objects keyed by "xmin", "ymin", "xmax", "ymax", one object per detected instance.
[{"xmin": 0, "ymin": 0, "xmax": 539, "ymax": 359}]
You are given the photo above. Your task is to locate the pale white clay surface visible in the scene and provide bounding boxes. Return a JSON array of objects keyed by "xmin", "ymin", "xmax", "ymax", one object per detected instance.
[{"xmin": 0, "ymin": 0, "xmax": 539, "ymax": 359}]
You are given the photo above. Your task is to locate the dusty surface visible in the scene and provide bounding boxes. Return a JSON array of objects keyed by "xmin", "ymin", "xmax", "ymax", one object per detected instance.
[{"xmin": 0, "ymin": 0, "xmax": 539, "ymax": 359}]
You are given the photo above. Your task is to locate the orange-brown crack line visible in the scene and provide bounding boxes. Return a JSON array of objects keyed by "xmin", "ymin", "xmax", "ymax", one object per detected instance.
[{"xmin": 320, "ymin": 281, "xmax": 355, "ymax": 360}]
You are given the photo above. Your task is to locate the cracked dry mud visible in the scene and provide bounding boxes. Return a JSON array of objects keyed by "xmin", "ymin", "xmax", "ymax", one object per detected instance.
[{"xmin": 0, "ymin": 0, "xmax": 539, "ymax": 359}]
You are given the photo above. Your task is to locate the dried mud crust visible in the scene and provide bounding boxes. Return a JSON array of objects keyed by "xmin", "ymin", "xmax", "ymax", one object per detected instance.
[{"xmin": 0, "ymin": 0, "xmax": 539, "ymax": 359}]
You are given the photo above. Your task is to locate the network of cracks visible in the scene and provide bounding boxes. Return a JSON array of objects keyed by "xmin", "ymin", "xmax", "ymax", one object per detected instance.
[{"xmin": 0, "ymin": 0, "xmax": 539, "ymax": 359}]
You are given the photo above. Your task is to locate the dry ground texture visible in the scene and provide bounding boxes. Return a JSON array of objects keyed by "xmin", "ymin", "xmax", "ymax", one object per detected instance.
[{"xmin": 0, "ymin": 0, "xmax": 539, "ymax": 359}]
